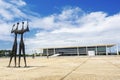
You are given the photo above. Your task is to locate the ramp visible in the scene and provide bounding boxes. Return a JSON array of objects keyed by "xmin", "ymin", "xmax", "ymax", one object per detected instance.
[{"xmin": 50, "ymin": 54, "xmax": 61, "ymax": 57}]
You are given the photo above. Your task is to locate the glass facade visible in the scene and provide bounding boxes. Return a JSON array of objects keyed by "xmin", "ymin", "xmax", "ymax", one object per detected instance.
[
  {"xmin": 97, "ymin": 46, "xmax": 106, "ymax": 55},
  {"xmin": 79, "ymin": 47, "xmax": 87, "ymax": 55},
  {"xmin": 43, "ymin": 45, "xmax": 114, "ymax": 56},
  {"xmin": 88, "ymin": 47, "xmax": 96, "ymax": 51}
]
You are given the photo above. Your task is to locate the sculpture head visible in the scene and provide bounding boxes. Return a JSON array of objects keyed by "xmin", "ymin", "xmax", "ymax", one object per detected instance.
[
  {"xmin": 17, "ymin": 22, "xmax": 19, "ymax": 25},
  {"xmin": 11, "ymin": 21, "xmax": 29, "ymax": 34},
  {"xmin": 11, "ymin": 22, "xmax": 19, "ymax": 34},
  {"xmin": 22, "ymin": 22, "xmax": 24, "ymax": 29}
]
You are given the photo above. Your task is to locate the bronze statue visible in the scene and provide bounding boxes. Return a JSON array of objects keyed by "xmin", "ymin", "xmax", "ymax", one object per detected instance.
[
  {"xmin": 16, "ymin": 21, "xmax": 29, "ymax": 67},
  {"xmin": 8, "ymin": 23, "xmax": 19, "ymax": 67},
  {"xmin": 8, "ymin": 21, "xmax": 29, "ymax": 67}
]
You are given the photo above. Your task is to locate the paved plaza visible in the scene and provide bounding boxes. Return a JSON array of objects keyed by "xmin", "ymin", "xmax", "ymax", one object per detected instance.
[{"xmin": 0, "ymin": 56, "xmax": 120, "ymax": 80}]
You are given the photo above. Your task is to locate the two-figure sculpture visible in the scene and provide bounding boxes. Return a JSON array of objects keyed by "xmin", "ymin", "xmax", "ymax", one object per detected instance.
[{"xmin": 8, "ymin": 21, "xmax": 29, "ymax": 67}]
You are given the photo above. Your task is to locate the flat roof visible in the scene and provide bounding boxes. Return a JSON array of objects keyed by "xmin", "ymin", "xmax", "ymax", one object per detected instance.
[{"xmin": 42, "ymin": 44, "xmax": 116, "ymax": 49}]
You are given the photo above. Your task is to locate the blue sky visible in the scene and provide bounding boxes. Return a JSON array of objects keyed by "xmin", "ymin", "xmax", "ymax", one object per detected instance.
[
  {"xmin": 0, "ymin": 0, "xmax": 120, "ymax": 53},
  {"xmin": 24, "ymin": 0, "xmax": 120, "ymax": 15}
]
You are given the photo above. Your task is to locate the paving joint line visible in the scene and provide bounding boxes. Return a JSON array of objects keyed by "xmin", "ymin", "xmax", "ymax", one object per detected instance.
[
  {"xmin": 104, "ymin": 59, "xmax": 120, "ymax": 69},
  {"xmin": 59, "ymin": 58, "xmax": 90, "ymax": 80}
]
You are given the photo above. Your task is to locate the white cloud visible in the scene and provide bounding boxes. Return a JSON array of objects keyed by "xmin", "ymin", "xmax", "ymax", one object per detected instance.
[
  {"xmin": 10, "ymin": 0, "xmax": 26, "ymax": 6},
  {"xmin": 0, "ymin": 0, "xmax": 27, "ymax": 21},
  {"xmin": 0, "ymin": 0, "xmax": 32, "ymax": 42},
  {"xmin": 26, "ymin": 7, "xmax": 120, "ymax": 53},
  {"xmin": 0, "ymin": 0, "xmax": 120, "ymax": 53}
]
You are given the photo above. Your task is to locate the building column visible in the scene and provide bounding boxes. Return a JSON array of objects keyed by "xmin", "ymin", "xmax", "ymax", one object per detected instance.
[
  {"xmin": 106, "ymin": 45, "xmax": 108, "ymax": 55},
  {"xmin": 77, "ymin": 47, "xmax": 79, "ymax": 56},
  {"xmin": 95, "ymin": 46, "xmax": 97, "ymax": 55},
  {"xmin": 47, "ymin": 48, "xmax": 49, "ymax": 58},
  {"xmin": 54, "ymin": 48, "xmax": 56, "ymax": 55},
  {"xmin": 86, "ymin": 46, "xmax": 88, "ymax": 55},
  {"xmin": 116, "ymin": 44, "xmax": 119, "ymax": 55},
  {"xmin": 109, "ymin": 47, "xmax": 111, "ymax": 55}
]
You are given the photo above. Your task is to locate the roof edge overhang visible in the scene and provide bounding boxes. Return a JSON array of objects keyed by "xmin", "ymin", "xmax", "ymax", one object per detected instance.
[{"xmin": 41, "ymin": 44, "xmax": 116, "ymax": 49}]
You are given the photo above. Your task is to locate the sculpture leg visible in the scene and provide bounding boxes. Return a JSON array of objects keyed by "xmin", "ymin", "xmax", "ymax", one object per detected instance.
[
  {"xmin": 14, "ymin": 52, "xmax": 17, "ymax": 67},
  {"xmin": 14, "ymin": 43, "xmax": 17, "ymax": 67},
  {"xmin": 22, "ymin": 44, "xmax": 27, "ymax": 67},
  {"xmin": 8, "ymin": 46, "xmax": 15, "ymax": 67},
  {"xmin": 8, "ymin": 53, "xmax": 13, "ymax": 67},
  {"xmin": 18, "ymin": 45, "xmax": 21, "ymax": 67},
  {"xmin": 9, "ymin": 36, "xmax": 17, "ymax": 67}
]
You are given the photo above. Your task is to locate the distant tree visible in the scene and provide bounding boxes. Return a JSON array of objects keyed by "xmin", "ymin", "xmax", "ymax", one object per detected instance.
[{"xmin": 0, "ymin": 50, "xmax": 11, "ymax": 57}]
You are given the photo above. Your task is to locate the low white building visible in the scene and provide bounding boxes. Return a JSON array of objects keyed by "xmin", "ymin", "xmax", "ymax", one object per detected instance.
[{"xmin": 42, "ymin": 44, "xmax": 119, "ymax": 56}]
